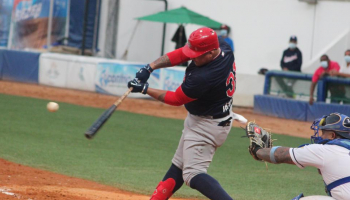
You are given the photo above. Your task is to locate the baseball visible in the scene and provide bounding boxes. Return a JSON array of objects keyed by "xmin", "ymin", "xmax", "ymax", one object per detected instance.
[{"xmin": 47, "ymin": 102, "xmax": 59, "ymax": 112}]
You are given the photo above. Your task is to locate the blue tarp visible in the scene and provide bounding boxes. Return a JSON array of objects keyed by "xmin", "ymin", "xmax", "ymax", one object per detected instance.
[
  {"xmin": 0, "ymin": 49, "xmax": 39, "ymax": 83},
  {"xmin": 68, "ymin": 0, "xmax": 99, "ymax": 50}
]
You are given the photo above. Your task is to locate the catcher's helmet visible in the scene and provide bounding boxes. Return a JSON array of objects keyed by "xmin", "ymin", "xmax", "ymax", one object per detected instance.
[
  {"xmin": 311, "ymin": 113, "xmax": 350, "ymax": 143},
  {"xmin": 182, "ymin": 27, "xmax": 219, "ymax": 58}
]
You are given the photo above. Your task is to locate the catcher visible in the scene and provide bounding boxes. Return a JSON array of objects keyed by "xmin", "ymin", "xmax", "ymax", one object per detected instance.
[{"xmin": 246, "ymin": 113, "xmax": 350, "ymax": 200}]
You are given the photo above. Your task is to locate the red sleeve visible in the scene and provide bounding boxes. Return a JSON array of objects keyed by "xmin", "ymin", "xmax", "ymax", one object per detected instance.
[
  {"xmin": 163, "ymin": 86, "xmax": 196, "ymax": 106},
  {"xmin": 166, "ymin": 48, "xmax": 191, "ymax": 66},
  {"xmin": 312, "ymin": 68, "xmax": 323, "ymax": 83},
  {"xmin": 334, "ymin": 62, "xmax": 340, "ymax": 71}
]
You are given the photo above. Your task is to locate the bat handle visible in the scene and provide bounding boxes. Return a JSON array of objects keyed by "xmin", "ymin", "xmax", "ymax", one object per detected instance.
[{"xmin": 114, "ymin": 87, "xmax": 133, "ymax": 106}]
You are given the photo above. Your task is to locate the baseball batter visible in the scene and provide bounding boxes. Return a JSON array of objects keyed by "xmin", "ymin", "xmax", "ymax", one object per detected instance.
[
  {"xmin": 127, "ymin": 27, "xmax": 237, "ymax": 200},
  {"xmin": 250, "ymin": 113, "xmax": 350, "ymax": 200}
]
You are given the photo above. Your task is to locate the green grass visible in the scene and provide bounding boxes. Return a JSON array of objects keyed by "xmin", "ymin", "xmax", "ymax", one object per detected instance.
[{"xmin": 0, "ymin": 94, "xmax": 325, "ymax": 199}]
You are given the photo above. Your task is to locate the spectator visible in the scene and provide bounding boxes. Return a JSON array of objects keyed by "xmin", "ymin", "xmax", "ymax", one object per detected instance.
[
  {"xmin": 275, "ymin": 36, "xmax": 302, "ymax": 98},
  {"xmin": 329, "ymin": 49, "xmax": 350, "ymax": 78},
  {"xmin": 280, "ymin": 36, "xmax": 302, "ymax": 72},
  {"xmin": 328, "ymin": 50, "xmax": 350, "ymax": 104},
  {"xmin": 218, "ymin": 24, "xmax": 234, "ymax": 53},
  {"xmin": 309, "ymin": 55, "xmax": 340, "ymax": 105}
]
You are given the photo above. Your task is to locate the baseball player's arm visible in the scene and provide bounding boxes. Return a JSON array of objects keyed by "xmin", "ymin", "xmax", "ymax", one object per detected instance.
[
  {"xmin": 256, "ymin": 147, "xmax": 295, "ymax": 164},
  {"xmin": 147, "ymin": 86, "xmax": 195, "ymax": 105},
  {"xmin": 150, "ymin": 48, "xmax": 190, "ymax": 70}
]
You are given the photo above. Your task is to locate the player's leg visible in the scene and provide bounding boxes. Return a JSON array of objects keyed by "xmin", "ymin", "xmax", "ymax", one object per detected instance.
[
  {"xmin": 190, "ymin": 173, "xmax": 232, "ymax": 200},
  {"xmin": 150, "ymin": 178, "xmax": 175, "ymax": 200},
  {"xmin": 182, "ymin": 141, "xmax": 233, "ymax": 200},
  {"xmin": 150, "ymin": 133, "xmax": 186, "ymax": 200},
  {"xmin": 162, "ymin": 163, "xmax": 184, "ymax": 194}
]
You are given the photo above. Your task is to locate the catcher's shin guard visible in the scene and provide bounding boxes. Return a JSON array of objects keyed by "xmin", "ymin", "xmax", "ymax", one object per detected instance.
[{"xmin": 150, "ymin": 178, "xmax": 176, "ymax": 200}]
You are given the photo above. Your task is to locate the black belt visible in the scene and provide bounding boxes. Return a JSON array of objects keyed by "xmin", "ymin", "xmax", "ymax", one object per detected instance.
[{"xmin": 212, "ymin": 112, "xmax": 230, "ymax": 119}]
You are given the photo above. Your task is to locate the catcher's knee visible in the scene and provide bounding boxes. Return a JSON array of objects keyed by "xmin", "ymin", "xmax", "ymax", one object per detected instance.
[{"xmin": 150, "ymin": 178, "xmax": 176, "ymax": 200}]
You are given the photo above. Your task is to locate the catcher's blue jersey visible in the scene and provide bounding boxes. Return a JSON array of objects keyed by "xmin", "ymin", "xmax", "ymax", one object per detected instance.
[{"xmin": 181, "ymin": 38, "xmax": 236, "ymax": 117}]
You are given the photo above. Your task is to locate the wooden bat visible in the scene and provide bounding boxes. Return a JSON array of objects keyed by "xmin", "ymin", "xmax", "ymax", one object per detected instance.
[{"xmin": 84, "ymin": 88, "xmax": 132, "ymax": 139}]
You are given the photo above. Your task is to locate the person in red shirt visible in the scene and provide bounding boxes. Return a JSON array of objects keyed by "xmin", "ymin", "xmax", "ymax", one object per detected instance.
[{"xmin": 309, "ymin": 55, "xmax": 340, "ymax": 105}]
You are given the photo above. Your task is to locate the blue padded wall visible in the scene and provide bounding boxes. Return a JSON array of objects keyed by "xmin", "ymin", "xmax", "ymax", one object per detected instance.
[
  {"xmin": 254, "ymin": 95, "xmax": 350, "ymax": 122},
  {"xmin": 0, "ymin": 49, "xmax": 39, "ymax": 83},
  {"xmin": 254, "ymin": 95, "xmax": 307, "ymax": 121}
]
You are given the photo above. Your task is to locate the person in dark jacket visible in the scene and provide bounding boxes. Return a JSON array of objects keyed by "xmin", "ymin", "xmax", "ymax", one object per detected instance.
[
  {"xmin": 276, "ymin": 36, "xmax": 303, "ymax": 98},
  {"xmin": 280, "ymin": 36, "xmax": 302, "ymax": 72}
]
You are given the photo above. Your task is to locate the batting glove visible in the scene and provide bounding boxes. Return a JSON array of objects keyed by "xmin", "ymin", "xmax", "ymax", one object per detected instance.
[
  {"xmin": 135, "ymin": 64, "xmax": 153, "ymax": 83},
  {"xmin": 127, "ymin": 79, "xmax": 149, "ymax": 94}
]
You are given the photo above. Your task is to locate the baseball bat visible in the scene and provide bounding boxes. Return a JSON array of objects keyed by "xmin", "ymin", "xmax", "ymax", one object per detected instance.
[{"xmin": 84, "ymin": 88, "xmax": 132, "ymax": 139}]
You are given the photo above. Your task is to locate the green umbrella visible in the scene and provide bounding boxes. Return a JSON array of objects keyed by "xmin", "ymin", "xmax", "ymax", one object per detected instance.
[{"xmin": 136, "ymin": 6, "xmax": 222, "ymax": 29}]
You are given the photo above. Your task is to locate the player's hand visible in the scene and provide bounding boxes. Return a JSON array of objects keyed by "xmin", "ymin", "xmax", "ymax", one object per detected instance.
[
  {"xmin": 135, "ymin": 64, "xmax": 153, "ymax": 83},
  {"xmin": 127, "ymin": 79, "xmax": 149, "ymax": 94}
]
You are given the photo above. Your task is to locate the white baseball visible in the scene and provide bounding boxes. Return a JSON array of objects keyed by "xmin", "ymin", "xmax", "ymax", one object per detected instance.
[{"xmin": 47, "ymin": 102, "xmax": 59, "ymax": 112}]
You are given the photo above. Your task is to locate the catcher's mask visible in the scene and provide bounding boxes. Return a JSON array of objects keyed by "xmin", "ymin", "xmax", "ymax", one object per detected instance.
[{"xmin": 310, "ymin": 113, "xmax": 350, "ymax": 143}]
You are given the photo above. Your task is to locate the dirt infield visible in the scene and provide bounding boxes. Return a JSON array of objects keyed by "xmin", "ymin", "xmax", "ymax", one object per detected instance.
[
  {"xmin": 0, "ymin": 81, "xmax": 312, "ymax": 199},
  {"xmin": 0, "ymin": 159, "xmax": 191, "ymax": 200}
]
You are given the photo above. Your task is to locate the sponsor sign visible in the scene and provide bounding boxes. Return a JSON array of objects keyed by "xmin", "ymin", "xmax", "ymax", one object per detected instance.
[
  {"xmin": 0, "ymin": 0, "xmax": 13, "ymax": 47},
  {"xmin": 11, "ymin": 0, "xmax": 68, "ymax": 49},
  {"xmin": 66, "ymin": 60, "xmax": 97, "ymax": 92},
  {"xmin": 161, "ymin": 67, "xmax": 185, "ymax": 91},
  {"xmin": 95, "ymin": 62, "xmax": 161, "ymax": 97},
  {"xmin": 39, "ymin": 53, "xmax": 68, "ymax": 87}
]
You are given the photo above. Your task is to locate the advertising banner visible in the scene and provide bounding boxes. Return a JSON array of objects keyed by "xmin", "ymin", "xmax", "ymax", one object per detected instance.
[
  {"xmin": 66, "ymin": 57, "xmax": 98, "ymax": 92},
  {"xmin": 161, "ymin": 67, "xmax": 185, "ymax": 91},
  {"xmin": 95, "ymin": 62, "xmax": 160, "ymax": 97},
  {"xmin": 39, "ymin": 53, "xmax": 68, "ymax": 87},
  {"xmin": 0, "ymin": 0, "xmax": 13, "ymax": 47},
  {"xmin": 11, "ymin": 0, "xmax": 68, "ymax": 49}
]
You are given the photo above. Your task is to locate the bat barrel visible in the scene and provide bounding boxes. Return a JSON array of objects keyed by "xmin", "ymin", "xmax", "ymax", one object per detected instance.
[
  {"xmin": 84, "ymin": 104, "xmax": 117, "ymax": 139},
  {"xmin": 84, "ymin": 88, "xmax": 132, "ymax": 140},
  {"xmin": 85, "ymin": 131, "xmax": 94, "ymax": 139}
]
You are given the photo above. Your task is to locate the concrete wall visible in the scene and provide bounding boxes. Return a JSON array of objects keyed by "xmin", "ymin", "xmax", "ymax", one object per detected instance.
[
  {"xmin": 234, "ymin": 74, "xmax": 265, "ymax": 107},
  {"xmin": 98, "ymin": 0, "xmax": 350, "ymax": 75}
]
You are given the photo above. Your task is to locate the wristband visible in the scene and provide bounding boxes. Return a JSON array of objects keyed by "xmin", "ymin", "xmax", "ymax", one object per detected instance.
[
  {"xmin": 270, "ymin": 146, "xmax": 281, "ymax": 163},
  {"xmin": 144, "ymin": 64, "xmax": 154, "ymax": 73}
]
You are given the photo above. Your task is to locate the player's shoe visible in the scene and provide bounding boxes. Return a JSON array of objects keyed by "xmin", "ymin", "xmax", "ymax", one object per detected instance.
[{"xmin": 150, "ymin": 178, "xmax": 176, "ymax": 200}]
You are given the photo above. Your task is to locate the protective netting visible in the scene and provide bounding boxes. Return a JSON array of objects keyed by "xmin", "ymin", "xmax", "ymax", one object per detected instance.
[
  {"xmin": 269, "ymin": 76, "xmax": 314, "ymax": 101},
  {"xmin": 326, "ymin": 82, "xmax": 350, "ymax": 104}
]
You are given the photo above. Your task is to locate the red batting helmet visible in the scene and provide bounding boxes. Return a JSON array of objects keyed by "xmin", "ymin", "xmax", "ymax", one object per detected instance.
[{"xmin": 182, "ymin": 27, "xmax": 219, "ymax": 58}]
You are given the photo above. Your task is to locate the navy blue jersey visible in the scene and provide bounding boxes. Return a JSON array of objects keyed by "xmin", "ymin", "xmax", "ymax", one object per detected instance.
[{"xmin": 181, "ymin": 38, "xmax": 236, "ymax": 116}]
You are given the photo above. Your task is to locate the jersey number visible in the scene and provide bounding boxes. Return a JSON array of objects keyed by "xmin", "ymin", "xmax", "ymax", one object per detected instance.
[{"xmin": 226, "ymin": 63, "xmax": 236, "ymax": 97}]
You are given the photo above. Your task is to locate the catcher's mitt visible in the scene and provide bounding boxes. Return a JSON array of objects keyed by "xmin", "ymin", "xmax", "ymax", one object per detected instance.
[{"xmin": 246, "ymin": 121, "xmax": 272, "ymax": 161}]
